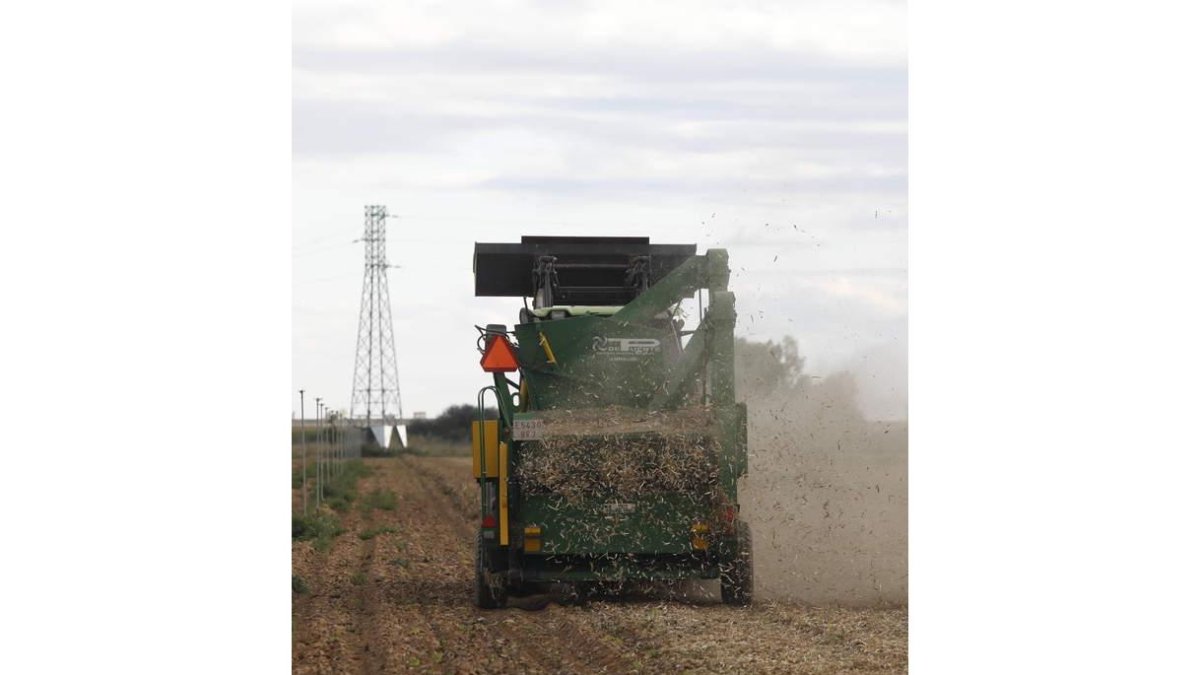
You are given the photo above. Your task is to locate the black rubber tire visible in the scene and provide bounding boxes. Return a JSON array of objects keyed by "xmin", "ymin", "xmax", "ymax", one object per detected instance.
[
  {"xmin": 720, "ymin": 521, "xmax": 754, "ymax": 606},
  {"xmin": 475, "ymin": 532, "xmax": 507, "ymax": 609},
  {"xmin": 564, "ymin": 582, "xmax": 591, "ymax": 607}
]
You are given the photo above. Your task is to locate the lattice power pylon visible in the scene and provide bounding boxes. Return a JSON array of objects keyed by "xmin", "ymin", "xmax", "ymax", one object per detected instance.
[{"xmin": 349, "ymin": 205, "xmax": 403, "ymax": 426}]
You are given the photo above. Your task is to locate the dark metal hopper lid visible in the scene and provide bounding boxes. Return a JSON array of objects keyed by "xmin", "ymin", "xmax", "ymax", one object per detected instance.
[{"xmin": 474, "ymin": 236, "xmax": 697, "ymax": 298}]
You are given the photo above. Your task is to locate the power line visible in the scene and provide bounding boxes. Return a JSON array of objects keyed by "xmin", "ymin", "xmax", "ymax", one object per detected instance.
[
  {"xmin": 293, "ymin": 231, "xmax": 350, "ymax": 249},
  {"xmin": 293, "ymin": 272, "xmax": 360, "ymax": 286},
  {"xmin": 292, "ymin": 240, "xmax": 356, "ymax": 258}
]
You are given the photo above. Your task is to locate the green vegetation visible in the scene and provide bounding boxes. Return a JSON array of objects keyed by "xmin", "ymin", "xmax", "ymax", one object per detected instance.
[
  {"xmin": 358, "ymin": 525, "xmax": 398, "ymax": 541},
  {"xmin": 407, "ymin": 405, "xmax": 496, "ymax": 446},
  {"xmin": 292, "ymin": 574, "xmax": 309, "ymax": 594},
  {"xmin": 734, "ymin": 336, "xmax": 870, "ymax": 430},
  {"xmin": 362, "ymin": 487, "xmax": 398, "ymax": 511},
  {"xmin": 350, "ymin": 571, "xmax": 367, "ymax": 586},
  {"xmin": 292, "ymin": 460, "xmax": 373, "ymax": 549},
  {"xmin": 291, "ymin": 460, "xmax": 318, "ymax": 489},
  {"xmin": 292, "ymin": 511, "xmax": 345, "ymax": 552},
  {"xmin": 317, "ymin": 460, "xmax": 371, "ymax": 512},
  {"xmin": 734, "ymin": 335, "xmax": 813, "ymax": 395}
]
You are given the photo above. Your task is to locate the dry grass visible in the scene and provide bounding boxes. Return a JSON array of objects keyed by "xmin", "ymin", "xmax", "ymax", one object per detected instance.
[
  {"xmin": 516, "ymin": 405, "xmax": 722, "ymax": 503},
  {"xmin": 533, "ymin": 404, "xmax": 717, "ymax": 437},
  {"xmin": 518, "ymin": 434, "xmax": 719, "ymax": 502}
]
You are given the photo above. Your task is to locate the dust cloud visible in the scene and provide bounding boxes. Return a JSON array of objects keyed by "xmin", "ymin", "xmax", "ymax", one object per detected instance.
[{"xmin": 736, "ymin": 339, "xmax": 908, "ymax": 606}]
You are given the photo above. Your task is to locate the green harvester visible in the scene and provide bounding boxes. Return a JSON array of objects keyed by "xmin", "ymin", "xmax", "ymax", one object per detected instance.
[{"xmin": 471, "ymin": 236, "xmax": 751, "ymax": 607}]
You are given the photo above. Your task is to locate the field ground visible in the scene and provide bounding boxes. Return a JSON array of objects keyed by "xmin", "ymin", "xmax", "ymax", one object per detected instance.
[{"xmin": 292, "ymin": 456, "xmax": 907, "ymax": 674}]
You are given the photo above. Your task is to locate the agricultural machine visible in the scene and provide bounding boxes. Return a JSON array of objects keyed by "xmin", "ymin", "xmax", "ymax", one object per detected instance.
[{"xmin": 470, "ymin": 236, "xmax": 751, "ymax": 607}]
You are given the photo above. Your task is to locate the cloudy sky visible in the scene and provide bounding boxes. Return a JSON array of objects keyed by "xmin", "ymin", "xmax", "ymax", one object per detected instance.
[{"xmin": 292, "ymin": 0, "xmax": 907, "ymax": 420}]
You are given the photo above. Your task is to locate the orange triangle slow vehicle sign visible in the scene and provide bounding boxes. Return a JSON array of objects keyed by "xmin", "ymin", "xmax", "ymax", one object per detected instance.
[{"xmin": 480, "ymin": 335, "xmax": 520, "ymax": 372}]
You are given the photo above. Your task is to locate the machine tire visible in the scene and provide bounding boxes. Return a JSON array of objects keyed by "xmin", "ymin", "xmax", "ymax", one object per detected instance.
[
  {"xmin": 720, "ymin": 520, "xmax": 754, "ymax": 606},
  {"xmin": 475, "ymin": 532, "xmax": 507, "ymax": 609}
]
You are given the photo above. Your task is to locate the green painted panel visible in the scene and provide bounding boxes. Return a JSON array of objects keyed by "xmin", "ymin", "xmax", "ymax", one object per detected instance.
[
  {"xmin": 520, "ymin": 493, "xmax": 712, "ymax": 554},
  {"xmin": 514, "ymin": 315, "xmax": 681, "ymax": 409}
]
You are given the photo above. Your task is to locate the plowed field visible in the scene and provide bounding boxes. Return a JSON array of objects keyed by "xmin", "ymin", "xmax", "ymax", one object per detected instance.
[{"xmin": 292, "ymin": 457, "xmax": 906, "ymax": 674}]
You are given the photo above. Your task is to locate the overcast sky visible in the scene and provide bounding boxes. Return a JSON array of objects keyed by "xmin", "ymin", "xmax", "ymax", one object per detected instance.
[{"xmin": 292, "ymin": 0, "xmax": 907, "ymax": 420}]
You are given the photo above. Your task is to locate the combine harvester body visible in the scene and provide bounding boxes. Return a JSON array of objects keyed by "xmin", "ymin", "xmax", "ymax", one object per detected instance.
[{"xmin": 471, "ymin": 236, "xmax": 752, "ymax": 607}]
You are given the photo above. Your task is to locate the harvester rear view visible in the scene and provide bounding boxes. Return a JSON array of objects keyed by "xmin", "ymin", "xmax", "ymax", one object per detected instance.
[{"xmin": 470, "ymin": 236, "xmax": 751, "ymax": 607}]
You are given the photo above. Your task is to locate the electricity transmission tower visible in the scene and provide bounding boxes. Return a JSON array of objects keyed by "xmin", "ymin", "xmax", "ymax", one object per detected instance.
[{"xmin": 350, "ymin": 205, "xmax": 403, "ymax": 426}]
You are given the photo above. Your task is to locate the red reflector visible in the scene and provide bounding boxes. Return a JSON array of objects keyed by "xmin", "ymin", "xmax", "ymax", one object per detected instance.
[
  {"xmin": 482, "ymin": 514, "xmax": 497, "ymax": 528},
  {"xmin": 480, "ymin": 335, "xmax": 520, "ymax": 373}
]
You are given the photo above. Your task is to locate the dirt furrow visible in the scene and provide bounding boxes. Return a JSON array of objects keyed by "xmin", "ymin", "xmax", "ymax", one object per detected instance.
[
  {"xmin": 293, "ymin": 494, "xmax": 371, "ymax": 673},
  {"xmin": 390, "ymin": 458, "xmax": 595, "ymax": 672},
  {"xmin": 294, "ymin": 456, "xmax": 907, "ymax": 674},
  {"xmin": 403, "ymin": 456, "xmax": 676, "ymax": 674}
]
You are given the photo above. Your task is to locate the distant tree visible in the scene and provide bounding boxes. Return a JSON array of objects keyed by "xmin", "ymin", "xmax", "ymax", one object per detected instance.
[
  {"xmin": 408, "ymin": 404, "xmax": 498, "ymax": 442},
  {"xmin": 734, "ymin": 336, "xmax": 812, "ymax": 396},
  {"xmin": 734, "ymin": 335, "xmax": 865, "ymax": 425}
]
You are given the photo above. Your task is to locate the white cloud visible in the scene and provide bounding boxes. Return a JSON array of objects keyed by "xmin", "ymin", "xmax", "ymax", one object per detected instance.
[
  {"xmin": 294, "ymin": 0, "xmax": 906, "ymax": 65},
  {"xmin": 292, "ymin": 0, "xmax": 907, "ymax": 418},
  {"xmin": 816, "ymin": 275, "xmax": 908, "ymax": 316}
]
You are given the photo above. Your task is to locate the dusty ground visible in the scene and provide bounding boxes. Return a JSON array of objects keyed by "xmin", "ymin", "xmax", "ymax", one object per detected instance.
[
  {"xmin": 742, "ymin": 420, "xmax": 907, "ymax": 605},
  {"xmin": 292, "ymin": 456, "xmax": 907, "ymax": 674}
]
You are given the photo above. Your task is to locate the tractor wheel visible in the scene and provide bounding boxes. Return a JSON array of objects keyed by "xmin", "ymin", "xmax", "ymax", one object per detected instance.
[
  {"xmin": 475, "ymin": 532, "xmax": 507, "ymax": 609},
  {"xmin": 562, "ymin": 582, "xmax": 592, "ymax": 607},
  {"xmin": 720, "ymin": 520, "xmax": 754, "ymax": 606}
]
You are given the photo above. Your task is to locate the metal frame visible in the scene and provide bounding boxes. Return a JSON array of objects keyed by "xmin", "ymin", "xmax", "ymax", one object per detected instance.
[{"xmin": 350, "ymin": 205, "xmax": 403, "ymax": 426}]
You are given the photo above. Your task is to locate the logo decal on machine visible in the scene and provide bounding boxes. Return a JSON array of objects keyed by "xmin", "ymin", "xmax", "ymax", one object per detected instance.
[{"xmin": 591, "ymin": 336, "xmax": 662, "ymax": 355}]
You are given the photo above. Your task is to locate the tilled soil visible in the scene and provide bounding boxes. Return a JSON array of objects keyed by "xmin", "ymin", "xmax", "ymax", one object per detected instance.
[{"xmin": 292, "ymin": 457, "xmax": 907, "ymax": 674}]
